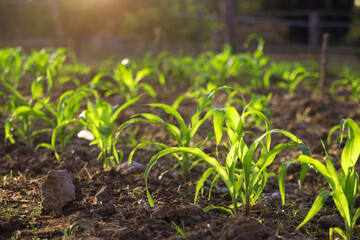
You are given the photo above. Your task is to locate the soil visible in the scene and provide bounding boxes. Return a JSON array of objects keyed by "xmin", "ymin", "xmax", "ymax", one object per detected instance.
[{"xmin": 1, "ymin": 75, "xmax": 360, "ymax": 240}]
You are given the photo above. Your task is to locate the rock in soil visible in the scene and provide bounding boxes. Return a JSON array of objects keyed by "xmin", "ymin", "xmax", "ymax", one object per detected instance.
[
  {"xmin": 220, "ymin": 217, "xmax": 271, "ymax": 240},
  {"xmin": 113, "ymin": 161, "xmax": 145, "ymax": 174},
  {"xmin": 40, "ymin": 169, "xmax": 76, "ymax": 210},
  {"xmin": 318, "ymin": 215, "xmax": 344, "ymax": 229}
]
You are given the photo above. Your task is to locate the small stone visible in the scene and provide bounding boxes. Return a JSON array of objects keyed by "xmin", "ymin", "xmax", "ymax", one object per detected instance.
[
  {"xmin": 40, "ymin": 169, "xmax": 76, "ymax": 210},
  {"xmin": 113, "ymin": 161, "xmax": 145, "ymax": 174},
  {"xmin": 318, "ymin": 215, "xmax": 344, "ymax": 229},
  {"xmin": 263, "ymin": 192, "xmax": 281, "ymax": 208},
  {"xmin": 77, "ymin": 129, "xmax": 95, "ymax": 141},
  {"xmin": 94, "ymin": 186, "xmax": 110, "ymax": 204}
]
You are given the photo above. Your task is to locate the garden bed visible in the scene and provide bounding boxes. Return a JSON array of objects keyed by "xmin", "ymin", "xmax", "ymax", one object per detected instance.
[{"xmin": 1, "ymin": 47, "xmax": 360, "ymax": 240}]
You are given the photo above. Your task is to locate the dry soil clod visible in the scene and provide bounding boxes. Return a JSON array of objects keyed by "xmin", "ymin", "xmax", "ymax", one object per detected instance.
[{"xmin": 40, "ymin": 169, "xmax": 76, "ymax": 210}]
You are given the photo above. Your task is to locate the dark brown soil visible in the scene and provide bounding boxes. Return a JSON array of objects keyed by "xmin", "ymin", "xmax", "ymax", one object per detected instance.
[{"xmin": 1, "ymin": 77, "xmax": 360, "ymax": 240}]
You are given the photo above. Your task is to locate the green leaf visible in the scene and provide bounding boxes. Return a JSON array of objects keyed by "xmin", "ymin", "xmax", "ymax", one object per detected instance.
[
  {"xmin": 5, "ymin": 120, "xmax": 15, "ymax": 143},
  {"xmin": 36, "ymin": 143, "xmax": 55, "ymax": 151},
  {"xmin": 352, "ymin": 207, "xmax": 360, "ymax": 229},
  {"xmin": 340, "ymin": 119, "xmax": 360, "ymax": 174},
  {"xmin": 279, "ymin": 161, "xmax": 290, "ymax": 206},
  {"xmin": 329, "ymin": 227, "xmax": 347, "ymax": 240},
  {"xmin": 213, "ymin": 108, "xmax": 226, "ymax": 147},
  {"xmin": 190, "ymin": 109, "xmax": 213, "ymax": 140},
  {"xmin": 332, "ymin": 188, "xmax": 351, "ymax": 231},
  {"xmin": 111, "ymin": 96, "xmax": 140, "ymax": 123},
  {"xmin": 327, "ymin": 125, "xmax": 340, "ymax": 145},
  {"xmin": 145, "ymin": 147, "xmax": 231, "ymax": 207},
  {"xmin": 31, "ymin": 79, "xmax": 43, "ymax": 99},
  {"xmin": 203, "ymin": 206, "xmax": 234, "ymax": 216},
  {"xmin": 225, "ymin": 107, "xmax": 240, "ymax": 133},
  {"xmin": 0, "ymin": 79, "xmax": 27, "ymax": 105},
  {"xmin": 141, "ymin": 82, "xmax": 157, "ymax": 98},
  {"xmin": 171, "ymin": 220, "xmax": 187, "ymax": 239},
  {"xmin": 194, "ymin": 168, "xmax": 216, "ymax": 204},
  {"xmin": 148, "ymin": 103, "xmax": 188, "ymax": 139},
  {"xmin": 297, "ymin": 155, "xmax": 333, "ymax": 183},
  {"xmin": 134, "ymin": 68, "xmax": 152, "ymax": 83},
  {"xmin": 296, "ymin": 190, "xmax": 331, "ymax": 230},
  {"xmin": 128, "ymin": 141, "xmax": 168, "ymax": 165}
]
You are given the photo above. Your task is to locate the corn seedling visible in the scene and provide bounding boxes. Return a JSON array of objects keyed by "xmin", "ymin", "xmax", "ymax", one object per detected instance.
[
  {"xmin": 0, "ymin": 47, "xmax": 24, "ymax": 87},
  {"xmin": 296, "ymin": 119, "xmax": 360, "ymax": 240},
  {"xmin": 239, "ymin": 34, "xmax": 270, "ymax": 88},
  {"xmin": 24, "ymin": 48, "xmax": 68, "ymax": 84},
  {"xmin": 2, "ymin": 72, "xmax": 54, "ymax": 143},
  {"xmin": 162, "ymin": 54, "xmax": 195, "ymax": 83},
  {"xmin": 144, "ymin": 106, "xmax": 309, "ymax": 215},
  {"xmin": 90, "ymin": 59, "xmax": 165, "ymax": 101},
  {"xmin": 192, "ymin": 45, "xmax": 242, "ymax": 88},
  {"xmin": 231, "ymin": 92, "xmax": 273, "ymax": 130},
  {"xmin": 330, "ymin": 67, "xmax": 360, "ymax": 101},
  {"xmin": 37, "ymin": 89, "xmax": 98, "ymax": 160},
  {"xmin": 116, "ymin": 88, "xmax": 220, "ymax": 181},
  {"xmin": 79, "ymin": 97, "xmax": 139, "ymax": 168}
]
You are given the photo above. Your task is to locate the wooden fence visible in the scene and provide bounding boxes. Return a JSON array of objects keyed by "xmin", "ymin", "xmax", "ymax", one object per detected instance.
[{"xmin": 175, "ymin": 2, "xmax": 360, "ymax": 50}]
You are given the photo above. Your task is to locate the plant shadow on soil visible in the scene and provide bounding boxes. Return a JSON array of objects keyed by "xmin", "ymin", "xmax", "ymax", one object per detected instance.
[{"xmin": 1, "ymin": 78, "xmax": 360, "ymax": 240}]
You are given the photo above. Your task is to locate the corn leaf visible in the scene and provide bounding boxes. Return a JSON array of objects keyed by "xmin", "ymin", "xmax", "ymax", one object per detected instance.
[
  {"xmin": 296, "ymin": 190, "xmax": 331, "ymax": 230},
  {"xmin": 213, "ymin": 108, "xmax": 226, "ymax": 147},
  {"xmin": 329, "ymin": 227, "xmax": 347, "ymax": 240},
  {"xmin": 332, "ymin": 188, "xmax": 351, "ymax": 232},
  {"xmin": 148, "ymin": 103, "xmax": 188, "ymax": 138},
  {"xmin": 141, "ymin": 82, "xmax": 157, "ymax": 98},
  {"xmin": 203, "ymin": 206, "xmax": 234, "ymax": 216},
  {"xmin": 128, "ymin": 141, "xmax": 168, "ymax": 165},
  {"xmin": 171, "ymin": 220, "xmax": 187, "ymax": 239},
  {"xmin": 111, "ymin": 96, "xmax": 140, "ymax": 123},
  {"xmin": 194, "ymin": 168, "xmax": 216, "ymax": 204},
  {"xmin": 352, "ymin": 207, "xmax": 360, "ymax": 229},
  {"xmin": 279, "ymin": 161, "xmax": 291, "ymax": 205},
  {"xmin": 145, "ymin": 147, "xmax": 231, "ymax": 207},
  {"xmin": 340, "ymin": 119, "xmax": 360, "ymax": 174}
]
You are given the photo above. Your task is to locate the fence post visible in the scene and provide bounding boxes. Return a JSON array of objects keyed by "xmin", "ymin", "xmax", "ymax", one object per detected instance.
[
  {"xmin": 308, "ymin": 11, "xmax": 320, "ymax": 48},
  {"xmin": 154, "ymin": 26, "xmax": 162, "ymax": 55},
  {"xmin": 50, "ymin": 0, "xmax": 65, "ymax": 45},
  {"xmin": 220, "ymin": 2, "xmax": 235, "ymax": 52},
  {"xmin": 196, "ymin": 10, "xmax": 203, "ymax": 53},
  {"xmin": 319, "ymin": 33, "xmax": 329, "ymax": 94}
]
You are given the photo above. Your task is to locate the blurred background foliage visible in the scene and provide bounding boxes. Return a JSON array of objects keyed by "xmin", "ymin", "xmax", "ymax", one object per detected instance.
[{"xmin": 0, "ymin": 0, "xmax": 358, "ymax": 48}]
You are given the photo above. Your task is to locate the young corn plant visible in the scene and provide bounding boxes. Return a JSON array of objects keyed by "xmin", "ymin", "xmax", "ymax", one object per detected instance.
[
  {"xmin": 296, "ymin": 119, "xmax": 360, "ymax": 240},
  {"xmin": 277, "ymin": 66, "xmax": 312, "ymax": 94},
  {"xmin": 0, "ymin": 47, "xmax": 24, "ymax": 87},
  {"xmin": 239, "ymin": 34, "xmax": 270, "ymax": 88},
  {"xmin": 116, "ymin": 88, "xmax": 218, "ymax": 181},
  {"xmin": 79, "ymin": 97, "xmax": 139, "ymax": 168},
  {"xmin": 24, "ymin": 48, "xmax": 68, "ymax": 82},
  {"xmin": 90, "ymin": 59, "xmax": 165, "ymax": 101},
  {"xmin": 162, "ymin": 54, "xmax": 195, "ymax": 83},
  {"xmin": 144, "ymin": 106, "xmax": 310, "ymax": 215},
  {"xmin": 192, "ymin": 45, "xmax": 241, "ymax": 88},
  {"xmin": 230, "ymin": 92, "xmax": 273, "ymax": 130},
  {"xmin": 330, "ymin": 67, "xmax": 360, "ymax": 101},
  {"xmin": 2, "ymin": 72, "xmax": 54, "ymax": 143},
  {"xmin": 37, "ymin": 89, "xmax": 97, "ymax": 160}
]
